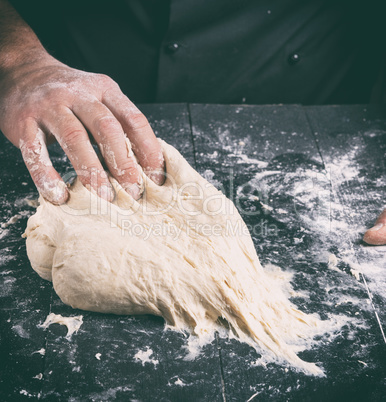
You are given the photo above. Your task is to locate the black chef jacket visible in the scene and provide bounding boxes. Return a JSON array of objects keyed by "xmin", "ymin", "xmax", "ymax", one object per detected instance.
[{"xmin": 10, "ymin": 0, "xmax": 386, "ymax": 105}]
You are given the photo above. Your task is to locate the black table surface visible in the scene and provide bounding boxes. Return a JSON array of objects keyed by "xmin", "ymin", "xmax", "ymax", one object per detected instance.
[{"xmin": 0, "ymin": 104, "xmax": 385, "ymax": 401}]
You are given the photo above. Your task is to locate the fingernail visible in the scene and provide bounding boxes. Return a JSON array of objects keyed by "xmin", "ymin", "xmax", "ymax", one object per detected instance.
[
  {"xmin": 98, "ymin": 185, "xmax": 114, "ymax": 202},
  {"xmin": 149, "ymin": 169, "xmax": 166, "ymax": 186},
  {"xmin": 369, "ymin": 223, "xmax": 384, "ymax": 231},
  {"xmin": 42, "ymin": 180, "xmax": 69, "ymax": 205},
  {"xmin": 124, "ymin": 183, "xmax": 142, "ymax": 200}
]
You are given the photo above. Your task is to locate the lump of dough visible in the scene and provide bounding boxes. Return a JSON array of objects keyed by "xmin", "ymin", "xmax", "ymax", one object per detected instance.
[{"xmin": 25, "ymin": 140, "xmax": 327, "ymax": 375}]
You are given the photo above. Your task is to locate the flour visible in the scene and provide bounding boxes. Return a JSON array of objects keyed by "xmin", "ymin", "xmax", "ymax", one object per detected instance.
[
  {"xmin": 32, "ymin": 348, "xmax": 46, "ymax": 356},
  {"xmin": 1, "ymin": 210, "xmax": 30, "ymax": 229},
  {"xmin": 12, "ymin": 323, "xmax": 30, "ymax": 339},
  {"xmin": 89, "ymin": 386, "xmax": 133, "ymax": 401},
  {"xmin": 197, "ymin": 127, "xmax": 269, "ymax": 170},
  {"xmin": 326, "ymin": 147, "xmax": 360, "ymax": 181},
  {"xmin": 168, "ymin": 377, "xmax": 186, "ymax": 386},
  {"xmin": 1, "ymin": 214, "xmax": 21, "ymax": 228},
  {"xmin": 201, "ymin": 169, "xmax": 222, "ymax": 188},
  {"xmin": 238, "ymin": 139, "xmax": 386, "ymax": 310},
  {"xmin": 134, "ymin": 347, "xmax": 159, "ymax": 367}
]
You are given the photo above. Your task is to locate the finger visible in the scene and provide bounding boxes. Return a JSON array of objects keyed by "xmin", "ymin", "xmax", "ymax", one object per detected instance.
[
  {"xmin": 43, "ymin": 107, "xmax": 114, "ymax": 202},
  {"xmin": 19, "ymin": 119, "xmax": 68, "ymax": 205},
  {"xmin": 374, "ymin": 208, "xmax": 386, "ymax": 225},
  {"xmin": 363, "ymin": 208, "xmax": 386, "ymax": 246},
  {"xmin": 72, "ymin": 99, "xmax": 143, "ymax": 200},
  {"xmin": 102, "ymin": 89, "xmax": 165, "ymax": 185}
]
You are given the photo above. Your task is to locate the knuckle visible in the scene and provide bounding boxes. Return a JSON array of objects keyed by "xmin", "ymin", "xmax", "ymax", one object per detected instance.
[
  {"xmin": 20, "ymin": 140, "xmax": 38, "ymax": 159},
  {"xmin": 41, "ymin": 86, "xmax": 70, "ymax": 103},
  {"xmin": 22, "ymin": 139, "xmax": 36, "ymax": 150},
  {"xmin": 18, "ymin": 108, "xmax": 44, "ymax": 125},
  {"xmin": 94, "ymin": 116, "xmax": 122, "ymax": 135},
  {"xmin": 116, "ymin": 158, "xmax": 139, "ymax": 178},
  {"xmin": 97, "ymin": 73, "xmax": 110, "ymax": 82},
  {"xmin": 128, "ymin": 113, "xmax": 150, "ymax": 130},
  {"xmin": 18, "ymin": 109, "xmax": 35, "ymax": 121},
  {"xmin": 61, "ymin": 127, "xmax": 85, "ymax": 144},
  {"xmin": 32, "ymin": 167, "xmax": 55, "ymax": 189},
  {"xmin": 146, "ymin": 148, "xmax": 164, "ymax": 165},
  {"xmin": 97, "ymin": 73, "xmax": 118, "ymax": 89},
  {"xmin": 76, "ymin": 165, "xmax": 105, "ymax": 182},
  {"xmin": 52, "ymin": 86, "xmax": 68, "ymax": 97}
]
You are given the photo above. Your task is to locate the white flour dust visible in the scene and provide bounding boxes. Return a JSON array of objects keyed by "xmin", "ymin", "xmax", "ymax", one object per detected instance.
[
  {"xmin": 238, "ymin": 141, "xmax": 386, "ymax": 300},
  {"xmin": 134, "ymin": 347, "xmax": 159, "ymax": 367}
]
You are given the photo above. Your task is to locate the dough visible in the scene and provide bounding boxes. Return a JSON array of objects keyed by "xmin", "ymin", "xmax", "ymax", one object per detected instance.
[
  {"xmin": 38, "ymin": 313, "xmax": 83, "ymax": 340},
  {"xmin": 25, "ymin": 140, "xmax": 326, "ymax": 375}
]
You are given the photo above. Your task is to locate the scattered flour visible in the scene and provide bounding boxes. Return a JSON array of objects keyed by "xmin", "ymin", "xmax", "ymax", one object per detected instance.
[
  {"xmin": 238, "ymin": 145, "xmax": 386, "ymax": 300},
  {"xmin": 32, "ymin": 348, "xmax": 46, "ymax": 356},
  {"xmin": 12, "ymin": 324, "xmax": 30, "ymax": 339},
  {"xmin": 134, "ymin": 347, "xmax": 159, "ymax": 367},
  {"xmin": 167, "ymin": 376, "xmax": 186, "ymax": 387},
  {"xmin": 88, "ymin": 386, "xmax": 133, "ymax": 401}
]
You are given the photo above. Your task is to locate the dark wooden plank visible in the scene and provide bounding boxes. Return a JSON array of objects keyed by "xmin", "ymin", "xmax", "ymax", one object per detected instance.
[
  {"xmin": 189, "ymin": 104, "xmax": 385, "ymax": 401},
  {"xmin": 305, "ymin": 105, "xmax": 386, "ymax": 329},
  {"xmin": 38, "ymin": 103, "xmax": 223, "ymax": 401},
  {"xmin": 2, "ymin": 103, "xmax": 385, "ymax": 401},
  {"xmin": 40, "ymin": 297, "xmax": 222, "ymax": 401},
  {"xmin": 0, "ymin": 135, "xmax": 51, "ymax": 400}
]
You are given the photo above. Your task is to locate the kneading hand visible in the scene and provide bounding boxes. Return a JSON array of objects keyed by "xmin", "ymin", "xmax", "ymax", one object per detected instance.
[{"xmin": 0, "ymin": 53, "xmax": 164, "ymax": 204}]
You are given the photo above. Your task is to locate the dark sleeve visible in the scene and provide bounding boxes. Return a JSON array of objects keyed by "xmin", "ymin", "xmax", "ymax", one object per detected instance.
[
  {"xmin": 9, "ymin": 0, "xmax": 169, "ymax": 103},
  {"xmin": 9, "ymin": 0, "xmax": 386, "ymax": 105}
]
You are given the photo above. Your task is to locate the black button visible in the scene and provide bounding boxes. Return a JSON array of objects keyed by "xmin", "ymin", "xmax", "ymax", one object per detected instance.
[
  {"xmin": 288, "ymin": 53, "xmax": 300, "ymax": 65},
  {"xmin": 165, "ymin": 42, "xmax": 180, "ymax": 54}
]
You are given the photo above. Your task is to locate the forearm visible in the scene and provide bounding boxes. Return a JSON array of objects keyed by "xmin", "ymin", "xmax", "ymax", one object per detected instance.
[{"xmin": 0, "ymin": 0, "xmax": 50, "ymax": 76}]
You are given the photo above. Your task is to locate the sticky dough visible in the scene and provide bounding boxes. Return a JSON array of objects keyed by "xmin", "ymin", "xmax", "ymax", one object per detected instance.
[{"xmin": 24, "ymin": 140, "xmax": 326, "ymax": 375}]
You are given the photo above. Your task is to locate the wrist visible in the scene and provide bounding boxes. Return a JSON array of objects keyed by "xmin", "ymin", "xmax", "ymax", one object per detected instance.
[
  {"xmin": 0, "ymin": 0, "xmax": 57, "ymax": 78},
  {"xmin": 0, "ymin": 34, "xmax": 51, "ymax": 76}
]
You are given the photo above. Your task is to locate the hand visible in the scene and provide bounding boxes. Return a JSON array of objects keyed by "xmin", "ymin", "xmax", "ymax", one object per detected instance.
[
  {"xmin": 0, "ymin": 54, "xmax": 165, "ymax": 204},
  {"xmin": 363, "ymin": 208, "xmax": 386, "ymax": 246}
]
